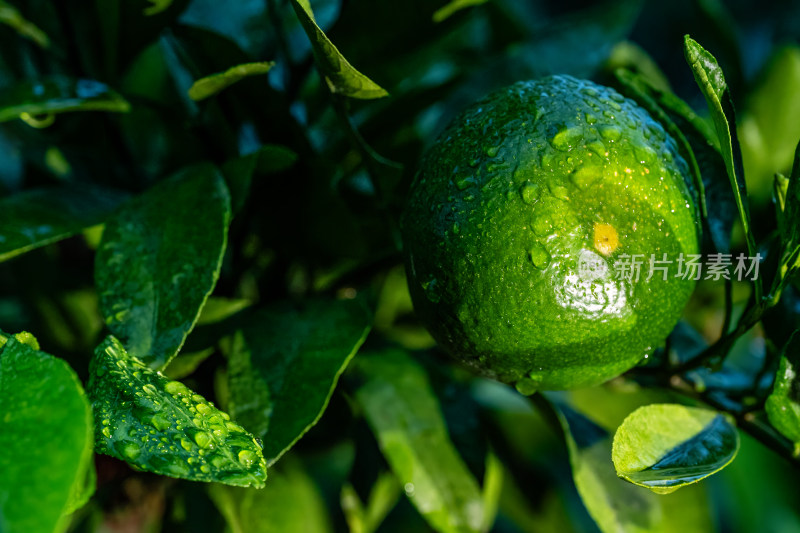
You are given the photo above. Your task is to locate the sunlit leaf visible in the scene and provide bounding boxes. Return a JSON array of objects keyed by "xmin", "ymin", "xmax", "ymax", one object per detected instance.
[
  {"xmin": 0, "ymin": 336, "xmax": 94, "ymax": 533},
  {"xmin": 684, "ymin": 36, "xmax": 759, "ymax": 279},
  {"xmin": 227, "ymin": 298, "xmax": 371, "ymax": 465},
  {"xmin": 612, "ymin": 403, "xmax": 739, "ymax": 494},
  {"xmin": 433, "ymin": 0, "xmax": 490, "ymax": 23},
  {"xmin": 95, "ymin": 164, "xmax": 231, "ymax": 369},
  {"xmin": 87, "ymin": 336, "xmax": 267, "ymax": 487},
  {"xmin": 0, "ymin": 185, "xmax": 128, "ymax": 262},
  {"xmin": 549, "ymin": 392, "xmax": 714, "ymax": 532},
  {"xmin": 0, "ymin": 77, "xmax": 130, "ymax": 123},
  {"xmin": 209, "ymin": 459, "xmax": 330, "ymax": 533},
  {"xmin": 188, "ymin": 61, "xmax": 275, "ymax": 101},
  {"xmin": 289, "ymin": 0, "xmax": 388, "ymax": 99},
  {"xmin": 765, "ymin": 332, "xmax": 800, "ymax": 449},
  {"xmin": 0, "ymin": 0, "xmax": 49, "ymax": 48},
  {"xmin": 353, "ymin": 348, "xmax": 484, "ymax": 533}
]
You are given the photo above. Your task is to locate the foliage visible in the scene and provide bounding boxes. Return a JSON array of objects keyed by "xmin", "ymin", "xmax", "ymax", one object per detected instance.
[{"xmin": 0, "ymin": 0, "xmax": 799, "ymax": 532}]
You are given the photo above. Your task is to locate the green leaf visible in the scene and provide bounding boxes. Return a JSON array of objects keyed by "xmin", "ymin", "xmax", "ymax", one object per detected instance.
[
  {"xmin": 87, "ymin": 336, "xmax": 267, "ymax": 487},
  {"xmin": 0, "ymin": 77, "xmax": 130, "ymax": 123},
  {"xmin": 549, "ymin": 394, "xmax": 713, "ymax": 532},
  {"xmin": 684, "ymin": 36, "xmax": 759, "ymax": 281},
  {"xmin": 209, "ymin": 458, "xmax": 331, "ymax": 533},
  {"xmin": 227, "ymin": 298, "xmax": 371, "ymax": 465},
  {"xmin": 144, "ymin": 0, "xmax": 172, "ymax": 16},
  {"xmin": 95, "ymin": 164, "xmax": 231, "ymax": 369},
  {"xmin": 341, "ymin": 471, "xmax": 401, "ymax": 533},
  {"xmin": 0, "ymin": 337, "xmax": 94, "ymax": 533},
  {"xmin": 63, "ymin": 458, "xmax": 97, "ymax": 516},
  {"xmin": 432, "ymin": 0, "xmax": 489, "ymax": 23},
  {"xmin": 612, "ymin": 403, "xmax": 739, "ymax": 494},
  {"xmin": 163, "ymin": 347, "xmax": 215, "ymax": 380},
  {"xmin": 353, "ymin": 349, "xmax": 485, "ymax": 533},
  {"xmin": 0, "ymin": 0, "xmax": 50, "ymax": 48},
  {"xmin": 778, "ymin": 142, "xmax": 800, "ymax": 284},
  {"xmin": 765, "ymin": 331, "xmax": 800, "ymax": 448},
  {"xmin": 188, "ymin": 61, "xmax": 275, "ymax": 101},
  {"xmin": 0, "ymin": 185, "xmax": 128, "ymax": 262},
  {"xmin": 221, "ymin": 144, "xmax": 298, "ymax": 213},
  {"xmin": 289, "ymin": 0, "xmax": 388, "ymax": 99}
]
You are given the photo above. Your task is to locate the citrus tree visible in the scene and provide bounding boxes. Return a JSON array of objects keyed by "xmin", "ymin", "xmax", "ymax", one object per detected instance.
[{"xmin": 0, "ymin": 1, "xmax": 799, "ymax": 532}]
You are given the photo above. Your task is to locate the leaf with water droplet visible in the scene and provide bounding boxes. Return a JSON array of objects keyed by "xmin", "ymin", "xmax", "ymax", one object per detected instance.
[
  {"xmin": 0, "ymin": 76, "xmax": 130, "ymax": 123},
  {"xmin": 227, "ymin": 298, "xmax": 371, "ymax": 465},
  {"xmin": 352, "ymin": 348, "xmax": 485, "ymax": 533},
  {"xmin": 290, "ymin": 0, "xmax": 387, "ymax": 99},
  {"xmin": 0, "ymin": 185, "xmax": 128, "ymax": 263},
  {"xmin": 87, "ymin": 336, "xmax": 267, "ymax": 487},
  {"xmin": 95, "ymin": 163, "xmax": 231, "ymax": 369},
  {"xmin": 765, "ymin": 331, "xmax": 800, "ymax": 448},
  {"xmin": 612, "ymin": 403, "xmax": 739, "ymax": 494},
  {"xmin": 0, "ymin": 335, "xmax": 94, "ymax": 533}
]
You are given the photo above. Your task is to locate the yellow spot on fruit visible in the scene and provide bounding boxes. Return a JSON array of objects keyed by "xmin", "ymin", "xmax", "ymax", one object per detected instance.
[{"xmin": 594, "ymin": 223, "xmax": 619, "ymax": 256}]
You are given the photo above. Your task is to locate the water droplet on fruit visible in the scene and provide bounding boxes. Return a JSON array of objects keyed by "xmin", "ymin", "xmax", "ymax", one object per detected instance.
[
  {"xmin": 520, "ymin": 181, "xmax": 540, "ymax": 204},
  {"xmin": 599, "ymin": 125, "xmax": 621, "ymax": 142},
  {"xmin": 528, "ymin": 242, "xmax": 551, "ymax": 269},
  {"xmin": 551, "ymin": 126, "xmax": 583, "ymax": 151},
  {"xmin": 547, "ymin": 177, "xmax": 570, "ymax": 200},
  {"xmin": 586, "ymin": 140, "xmax": 607, "ymax": 157},
  {"xmin": 571, "ymin": 165, "xmax": 599, "ymax": 188}
]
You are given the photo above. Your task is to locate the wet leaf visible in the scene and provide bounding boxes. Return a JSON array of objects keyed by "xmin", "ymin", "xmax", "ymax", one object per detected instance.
[
  {"xmin": 353, "ymin": 348, "xmax": 484, "ymax": 533},
  {"xmin": 612, "ymin": 403, "xmax": 739, "ymax": 494},
  {"xmin": 684, "ymin": 36, "xmax": 759, "ymax": 274},
  {"xmin": 0, "ymin": 77, "xmax": 130, "ymax": 123},
  {"xmin": 95, "ymin": 164, "xmax": 231, "ymax": 369},
  {"xmin": 0, "ymin": 0, "xmax": 49, "ymax": 48},
  {"xmin": 0, "ymin": 336, "xmax": 94, "ymax": 533},
  {"xmin": 227, "ymin": 298, "xmax": 371, "ymax": 465},
  {"xmin": 188, "ymin": 61, "xmax": 275, "ymax": 101},
  {"xmin": 0, "ymin": 185, "xmax": 128, "ymax": 262},
  {"xmin": 289, "ymin": 0, "xmax": 388, "ymax": 99},
  {"xmin": 87, "ymin": 336, "xmax": 267, "ymax": 487},
  {"xmin": 209, "ymin": 459, "xmax": 330, "ymax": 533},
  {"xmin": 549, "ymin": 392, "xmax": 714, "ymax": 532},
  {"xmin": 765, "ymin": 331, "xmax": 800, "ymax": 448}
]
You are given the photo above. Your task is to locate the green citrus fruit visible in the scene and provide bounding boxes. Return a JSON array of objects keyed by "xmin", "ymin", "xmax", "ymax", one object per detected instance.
[{"xmin": 401, "ymin": 75, "xmax": 700, "ymax": 392}]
